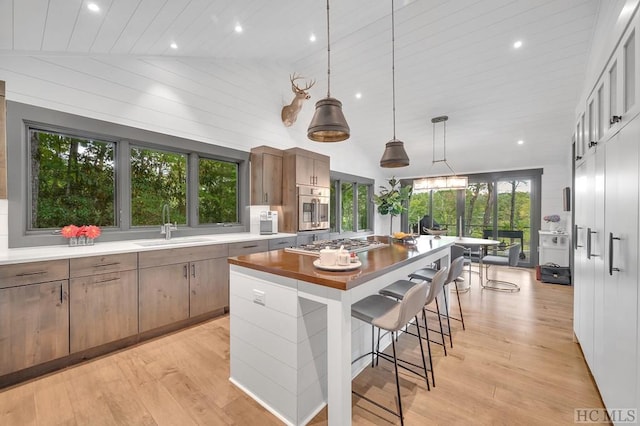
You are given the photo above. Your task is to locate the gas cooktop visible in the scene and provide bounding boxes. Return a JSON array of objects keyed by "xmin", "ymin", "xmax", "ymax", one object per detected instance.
[{"xmin": 284, "ymin": 238, "xmax": 388, "ymax": 256}]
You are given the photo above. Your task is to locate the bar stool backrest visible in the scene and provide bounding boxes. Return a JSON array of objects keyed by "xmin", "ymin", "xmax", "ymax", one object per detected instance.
[
  {"xmin": 425, "ymin": 267, "xmax": 448, "ymax": 306},
  {"xmin": 373, "ymin": 281, "xmax": 428, "ymax": 332},
  {"xmin": 447, "ymin": 256, "xmax": 466, "ymax": 283}
]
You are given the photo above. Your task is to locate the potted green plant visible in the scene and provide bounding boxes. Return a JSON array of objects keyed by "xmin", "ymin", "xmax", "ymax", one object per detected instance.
[{"xmin": 373, "ymin": 177, "xmax": 412, "ymax": 236}]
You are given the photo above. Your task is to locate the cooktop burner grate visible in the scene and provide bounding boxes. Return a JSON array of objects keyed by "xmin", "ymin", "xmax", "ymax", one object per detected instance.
[{"xmin": 285, "ymin": 238, "xmax": 388, "ymax": 256}]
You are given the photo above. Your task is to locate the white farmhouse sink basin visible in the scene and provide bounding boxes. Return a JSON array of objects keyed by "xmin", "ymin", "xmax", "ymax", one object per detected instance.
[{"xmin": 135, "ymin": 237, "xmax": 214, "ymax": 247}]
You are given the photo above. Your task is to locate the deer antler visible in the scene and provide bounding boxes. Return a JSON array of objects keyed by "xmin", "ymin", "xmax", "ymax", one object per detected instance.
[{"xmin": 290, "ymin": 73, "xmax": 315, "ymax": 93}]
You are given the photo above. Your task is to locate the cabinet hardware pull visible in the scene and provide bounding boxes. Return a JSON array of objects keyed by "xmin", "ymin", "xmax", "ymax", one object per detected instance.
[
  {"xmin": 95, "ymin": 277, "xmax": 120, "ymax": 284},
  {"xmin": 265, "ymin": 192, "xmax": 268, "ymax": 203},
  {"xmin": 16, "ymin": 271, "xmax": 46, "ymax": 276},
  {"xmin": 609, "ymin": 232, "xmax": 621, "ymax": 275},
  {"xmin": 576, "ymin": 155, "xmax": 583, "ymax": 161},
  {"xmin": 191, "ymin": 264, "xmax": 196, "ymax": 277},
  {"xmin": 184, "ymin": 264, "xmax": 188, "ymax": 278},
  {"xmin": 588, "ymin": 141, "xmax": 598, "ymax": 148},
  {"xmin": 574, "ymin": 225, "xmax": 582, "ymax": 249},
  {"xmin": 60, "ymin": 284, "xmax": 63, "ymax": 304},
  {"xmin": 587, "ymin": 228, "xmax": 598, "ymax": 259},
  {"xmin": 243, "ymin": 244, "xmax": 258, "ymax": 249},
  {"xmin": 610, "ymin": 115, "xmax": 622, "ymax": 125},
  {"xmin": 93, "ymin": 262, "xmax": 120, "ymax": 268}
]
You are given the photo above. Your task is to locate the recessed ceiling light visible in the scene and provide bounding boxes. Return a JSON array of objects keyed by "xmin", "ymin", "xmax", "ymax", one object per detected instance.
[
  {"xmin": 309, "ymin": 34, "xmax": 316, "ymax": 42},
  {"xmin": 517, "ymin": 139, "xmax": 524, "ymax": 145},
  {"xmin": 234, "ymin": 24, "xmax": 243, "ymax": 33},
  {"xmin": 87, "ymin": 2, "xmax": 100, "ymax": 12},
  {"xmin": 513, "ymin": 40, "xmax": 523, "ymax": 49},
  {"xmin": 170, "ymin": 42, "xmax": 178, "ymax": 49},
  {"xmin": 355, "ymin": 92, "xmax": 362, "ymax": 99}
]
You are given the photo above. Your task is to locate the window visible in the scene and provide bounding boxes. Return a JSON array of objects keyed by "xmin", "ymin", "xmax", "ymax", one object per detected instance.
[
  {"xmin": 9, "ymin": 102, "xmax": 249, "ymax": 247},
  {"xmin": 408, "ymin": 169, "xmax": 541, "ymax": 267},
  {"xmin": 198, "ymin": 157, "xmax": 238, "ymax": 224},
  {"xmin": 131, "ymin": 147, "xmax": 187, "ymax": 226},
  {"xmin": 28, "ymin": 128, "xmax": 115, "ymax": 229},
  {"xmin": 330, "ymin": 172, "xmax": 373, "ymax": 234}
]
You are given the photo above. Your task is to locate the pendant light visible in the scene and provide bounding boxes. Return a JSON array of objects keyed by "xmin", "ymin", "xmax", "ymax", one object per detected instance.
[
  {"xmin": 307, "ymin": 0, "xmax": 350, "ymax": 142},
  {"xmin": 413, "ymin": 116, "xmax": 468, "ymax": 190},
  {"xmin": 380, "ymin": 0, "xmax": 409, "ymax": 168}
]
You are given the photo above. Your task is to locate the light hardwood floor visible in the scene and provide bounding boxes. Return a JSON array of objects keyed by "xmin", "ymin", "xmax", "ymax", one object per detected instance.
[{"xmin": 0, "ymin": 266, "xmax": 604, "ymax": 425}]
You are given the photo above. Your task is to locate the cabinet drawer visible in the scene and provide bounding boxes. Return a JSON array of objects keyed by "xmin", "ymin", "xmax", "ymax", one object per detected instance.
[
  {"xmin": 70, "ymin": 253, "xmax": 137, "ymax": 278},
  {"xmin": 0, "ymin": 259, "xmax": 69, "ymax": 289},
  {"xmin": 139, "ymin": 243, "xmax": 229, "ymax": 269},
  {"xmin": 228, "ymin": 240, "xmax": 269, "ymax": 257},
  {"xmin": 268, "ymin": 237, "xmax": 297, "ymax": 251}
]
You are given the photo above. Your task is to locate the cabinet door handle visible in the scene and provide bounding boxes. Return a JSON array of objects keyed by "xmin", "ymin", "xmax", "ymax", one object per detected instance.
[
  {"xmin": 60, "ymin": 283, "xmax": 63, "ymax": 304},
  {"xmin": 183, "ymin": 264, "xmax": 188, "ymax": 278},
  {"xmin": 16, "ymin": 271, "xmax": 46, "ymax": 277},
  {"xmin": 609, "ymin": 232, "xmax": 621, "ymax": 275},
  {"xmin": 587, "ymin": 228, "xmax": 598, "ymax": 259},
  {"xmin": 191, "ymin": 264, "xmax": 196, "ymax": 277},
  {"xmin": 95, "ymin": 277, "xmax": 121, "ymax": 284},
  {"xmin": 588, "ymin": 141, "xmax": 598, "ymax": 148},
  {"xmin": 265, "ymin": 192, "xmax": 268, "ymax": 203},
  {"xmin": 574, "ymin": 225, "xmax": 583, "ymax": 249},
  {"xmin": 576, "ymin": 155, "xmax": 583, "ymax": 161},
  {"xmin": 610, "ymin": 115, "xmax": 622, "ymax": 125},
  {"xmin": 93, "ymin": 262, "xmax": 121, "ymax": 268},
  {"xmin": 242, "ymin": 244, "xmax": 258, "ymax": 249}
]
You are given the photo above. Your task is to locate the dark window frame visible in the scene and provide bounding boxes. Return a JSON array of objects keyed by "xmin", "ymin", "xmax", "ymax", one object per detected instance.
[
  {"xmin": 330, "ymin": 171, "xmax": 374, "ymax": 235},
  {"xmin": 7, "ymin": 101, "xmax": 249, "ymax": 248}
]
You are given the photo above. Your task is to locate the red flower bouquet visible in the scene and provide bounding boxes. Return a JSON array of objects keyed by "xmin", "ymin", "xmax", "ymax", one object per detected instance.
[{"xmin": 61, "ymin": 224, "xmax": 101, "ymax": 246}]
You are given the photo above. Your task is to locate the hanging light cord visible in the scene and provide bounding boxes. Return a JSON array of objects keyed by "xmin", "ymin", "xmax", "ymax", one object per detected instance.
[
  {"xmin": 391, "ymin": 0, "xmax": 397, "ymax": 140},
  {"xmin": 326, "ymin": 0, "xmax": 331, "ymax": 98},
  {"xmin": 432, "ymin": 118, "xmax": 457, "ymax": 175}
]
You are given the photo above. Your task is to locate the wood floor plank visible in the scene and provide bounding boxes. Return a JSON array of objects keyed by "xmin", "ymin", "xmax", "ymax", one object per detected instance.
[{"xmin": 0, "ymin": 265, "xmax": 605, "ymax": 425}]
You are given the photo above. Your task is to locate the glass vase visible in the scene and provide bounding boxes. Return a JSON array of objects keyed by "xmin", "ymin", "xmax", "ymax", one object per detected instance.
[{"xmin": 68, "ymin": 237, "xmax": 78, "ymax": 246}]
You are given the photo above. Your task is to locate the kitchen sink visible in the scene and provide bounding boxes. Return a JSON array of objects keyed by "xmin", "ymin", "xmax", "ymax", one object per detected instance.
[{"xmin": 135, "ymin": 237, "xmax": 215, "ymax": 247}]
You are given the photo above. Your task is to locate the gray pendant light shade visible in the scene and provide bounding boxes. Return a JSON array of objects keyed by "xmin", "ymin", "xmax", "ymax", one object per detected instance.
[
  {"xmin": 380, "ymin": 0, "xmax": 409, "ymax": 168},
  {"xmin": 307, "ymin": 0, "xmax": 350, "ymax": 142},
  {"xmin": 380, "ymin": 139, "xmax": 410, "ymax": 167},
  {"xmin": 307, "ymin": 97, "xmax": 350, "ymax": 142}
]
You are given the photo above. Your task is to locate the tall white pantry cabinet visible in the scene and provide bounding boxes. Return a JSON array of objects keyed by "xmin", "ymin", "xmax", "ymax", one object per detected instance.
[{"xmin": 573, "ymin": 2, "xmax": 640, "ymax": 418}]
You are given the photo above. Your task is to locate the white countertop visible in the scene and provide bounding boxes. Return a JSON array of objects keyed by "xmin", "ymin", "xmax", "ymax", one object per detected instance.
[{"xmin": 0, "ymin": 233, "xmax": 297, "ymax": 265}]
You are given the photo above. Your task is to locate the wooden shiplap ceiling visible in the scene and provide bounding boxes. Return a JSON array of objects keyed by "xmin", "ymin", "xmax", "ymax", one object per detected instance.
[{"xmin": 0, "ymin": 0, "xmax": 601, "ymax": 176}]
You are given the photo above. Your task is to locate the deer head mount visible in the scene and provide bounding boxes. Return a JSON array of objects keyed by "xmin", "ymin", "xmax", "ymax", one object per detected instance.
[{"xmin": 281, "ymin": 73, "xmax": 315, "ymax": 127}]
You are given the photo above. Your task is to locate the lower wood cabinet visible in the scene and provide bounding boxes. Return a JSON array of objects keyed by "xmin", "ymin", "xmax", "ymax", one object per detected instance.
[
  {"xmin": 190, "ymin": 257, "xmax": 229, "ymax": 317},
  {"xmin": 0, "ymin": 280, "xmax": 69, "ymax": 375},
  {"xmin": 139, "ymin": 263, "xmax": 190, "ymax": 333},
  {"xmin": 69, "ymin": 270, "xmax": 138, "ymax": 352}
]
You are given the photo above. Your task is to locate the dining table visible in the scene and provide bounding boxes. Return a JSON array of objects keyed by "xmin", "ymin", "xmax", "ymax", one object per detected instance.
[{"xmin": 449, "ymin": 236, "xmax": 500, "ymax": 289}]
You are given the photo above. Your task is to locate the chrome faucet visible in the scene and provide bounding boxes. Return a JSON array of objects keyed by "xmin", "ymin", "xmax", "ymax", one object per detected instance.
[{"xmin": 160, "ymin": 203, "xmax": 177, "ymax": 240}]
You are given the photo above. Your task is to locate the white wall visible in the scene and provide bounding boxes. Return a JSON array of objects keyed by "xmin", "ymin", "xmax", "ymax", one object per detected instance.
[{"xmin": 0, "ymin": 54, "xmax": 382, "ymax": 180}]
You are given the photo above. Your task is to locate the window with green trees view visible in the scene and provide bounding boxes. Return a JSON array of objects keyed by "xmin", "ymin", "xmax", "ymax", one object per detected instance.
[
  {"xmin": 28, "ymin": 127, "xmax": 240, "ymax": 231},
  {"xmin": 131, "ymin": 147, "xmax": 187, "ymax": 226},
  {"xmin": 29, "ymin": 129, "xmax": 116, "ymax": 229},
  {"xmin": 330, "ymin": 175, "xmax": 372, "ymax": 233},
  {"xmin": 198, "ymin": 157, "xmax": 238, "ymax": 224}
]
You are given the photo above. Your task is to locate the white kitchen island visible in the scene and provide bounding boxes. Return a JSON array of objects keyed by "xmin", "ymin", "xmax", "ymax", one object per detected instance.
[{"xmin": 228, "ymin": 236, "xmax": 452, "ymax": 425}]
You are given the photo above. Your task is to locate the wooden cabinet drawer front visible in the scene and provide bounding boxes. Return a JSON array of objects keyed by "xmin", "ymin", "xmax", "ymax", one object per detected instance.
[
  {"xmin": 228, "ymin": 240, "xmax": 269, "ymax": 257},
  {"xmin": 0, "ymin": 259, "xmax": 69, "ymax": 289},
  {"xmin": 268, "ymin": 237, "xmax": 297, "ymax": 251},
  {"xmin": 139, "ymin": 244, "xmax": 229, "ymax": 268},
  {"xmin": 70, "ymin": 253, "xmax": 137, "ymax": 278}
]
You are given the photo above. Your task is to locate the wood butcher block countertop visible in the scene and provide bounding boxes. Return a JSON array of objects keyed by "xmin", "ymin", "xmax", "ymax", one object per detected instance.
[{"xmin": 228, "ymin": 235, "xmax": 452, "ymax": 290}]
